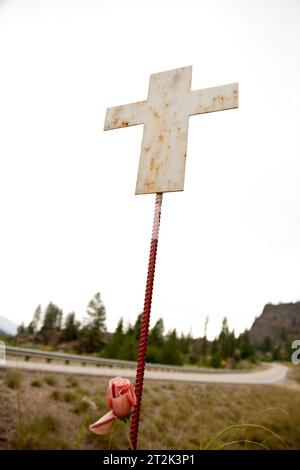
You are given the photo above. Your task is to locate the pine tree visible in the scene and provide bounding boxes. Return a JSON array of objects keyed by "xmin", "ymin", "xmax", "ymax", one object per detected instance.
[
  {"xmin": 40, "ymin": 302, "xmax": 63, "ymax": 345},
  {"xmin": 147, "ymin": 318, "xmax": 165, "ymax": 363},
  {"xmin": 32, "ymin": 305, "xmax": 42, "ymax": 333},
  {"xmin": 133, "ymin": 313, "xmax": 143, "ymax": 341},
  {"xmin": 210, "ymin": 339, "xmax": 221, "ymax": 368},
  {"xmin": 117, "ymin": 322, "xmax": 136, "ymax": 361},
  {"xmin": 261, "ymin": 336, "xmax": 273, "ymax": 353},
  {"xmin": 79, "ymin": 293, "xmax": 107, "ymax": 353},
  {"xmin": 202, "ymin": 316, "xmax": 209, "ymax": 359},
  {"xmin": 41, "ymin": 302, "xmax": 63, "ymax": 332},
  {"xmin": 102, "ymin": 318, "xmax": 125, "ymax": 359},
  {"xmin": 239, "ymin": 330, "xmax": 255, "ymax": 360},
  {"xmin": 17, "ymin": 323, "xmax": 26, "ymax": 335},
  {"xmin": 62, "ymin": 312, "xmax": 80, "ymax": 342},
  {"xmin": 161, "ymin": 329, "xmax": 183, "ymax": 366},
  {"xmin": 217, "ymin": 317, "xmax": 237, "ymax": 361}
]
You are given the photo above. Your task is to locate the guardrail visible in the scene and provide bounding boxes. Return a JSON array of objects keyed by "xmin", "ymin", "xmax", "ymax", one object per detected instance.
[{"xmin": 5, "ymin": 345, "xmax": 208, "ymax": 374}]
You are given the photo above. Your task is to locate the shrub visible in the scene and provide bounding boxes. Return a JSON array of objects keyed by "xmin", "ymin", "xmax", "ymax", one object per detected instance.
[
  {"xmin": 66, "ymin": 376, "xmax": 78, "ymax": 388},
  {"xmin": 31, "ymin": 380, "xmax": 42, "ymax": 388},
  {"xmin": 50, "ymin": 389, "xmax": 61, "ymax": 401},
  {"xmin": 43, "ymin": 375, "xmax": 57, "ymax": 386},
  {"xmin": 63, "ymin": 391, "xmax": 77, "ymax": 403},
  {"xmin": 5, "ymin": 370, "xmax": 22, "ymax": 390},
  {"xmin": 72, "ymin": 399, "xmax": 90, "ymax": 414}
]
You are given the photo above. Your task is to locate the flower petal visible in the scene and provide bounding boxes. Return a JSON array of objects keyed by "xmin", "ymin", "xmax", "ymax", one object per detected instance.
[
  {"xmin": 112, "ymin": 395, "xmax": 133, "ymax": 418},
  {"xmin": 119, "ymin": 383, "xmax": 130, "ymax": 395},
  {"xmin": 89, "ymin": 410, "xmax": 116, "ymax": 435},
  {"xmin": 127, "ymin": 384, "xmax": 137, "ymax": 406}
]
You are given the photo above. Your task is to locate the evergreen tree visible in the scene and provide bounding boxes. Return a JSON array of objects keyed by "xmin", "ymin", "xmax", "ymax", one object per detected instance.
[
  {"xmin": 41, "ymin": 302, "xmax": 62, "ymax": 331},
  {"xmin": 102, "ymin": 318, "xmax": 125, "ymax": 359},
  {"xmin": 23, "ymin": 304, "xmax": 43, "ymax": 336},
  {"xmin": 133, "ymin": 313, "xmax": 143, "ymax": 341},
  {"xmin": 62, "ymin": 312, "xmax": 80, "ymax": 342},
  {"xmin": 161, "ymin": 329, "xmax": 183, "ymax": 366},
  {"xmin": 147, "ymin": 318, "xmax": 165, "ymax": 363},
  {"xmin": 32, "ymin": 304, "xmax": 42, "ymax": 333},
  {"xmin": 179, "ymin": 332, "xmax": 191, "ymax": 355},
  {"xmin": 40, "ymin": 302, "xmax": 63, "ymax": 345},
  {"xmin": 261, "ymin": 336, "xmax": 273, "ymax": 353},
  {"xmin": 26, "ymin": 322, "xmax": 35, "ymax": 334},
  {"xmin": 41, "ymin": 302, "xmax": 63, "ymax": 332},
  {"xmin": 79, "ymin": 293, "xmax": 107, "ymax": 353},
  {"xmin": 149, "ymin": 318, "xmax": 164, "ymax": 346},
  {"xmin": 210, "ymin": 339, "xmax": 221, "ymax": 368},
  {"xmin": 17, "ymin": 323, "xmax": 26, "ymax": 335},
  {"xmin": 239, "ymin": 330, "xmax": 255, "ymax": 360},
  {"xmin": 121, "ymin": 323, "xmax": 137, "ymax": 361},
  {"xmin": 202, "ymin": 316, "xmax": 209, "ymax": 359},
  {"xmin": 188, "ymin": 337, "xmax": 202, "ymax": 365},
  {"xmin": 272, "ymin": 346, "xmax": 282, "ymax": 361},
  {"xmin": 218, "ymin": 317, "xmax": 236, "ymax": 359}
]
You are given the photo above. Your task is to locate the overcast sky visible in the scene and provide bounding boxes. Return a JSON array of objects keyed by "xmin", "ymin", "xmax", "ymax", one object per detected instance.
[{"xmin": 0, "ymin": 0, "xmax": 299, "ymax": 339}]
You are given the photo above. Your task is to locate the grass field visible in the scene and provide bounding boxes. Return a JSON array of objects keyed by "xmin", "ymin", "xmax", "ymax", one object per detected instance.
[{"xmin": 0, "ymin": 366, "xmax": 299, "ymax": 450}]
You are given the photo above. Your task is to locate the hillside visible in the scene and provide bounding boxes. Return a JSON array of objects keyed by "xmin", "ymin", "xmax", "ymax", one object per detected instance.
[
  {"xmin": 0, "ymin": 316, "xmax": 18, "ymax": 336},
  {"xmin": 249, "ymin": 302, "xmax": 300, "ymax": 346}
]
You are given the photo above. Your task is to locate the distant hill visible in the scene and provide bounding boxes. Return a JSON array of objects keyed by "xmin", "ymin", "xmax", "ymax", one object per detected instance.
[
  {"xmin": 0, "ymin": 316, "xmax": 18, "ymax": 336},
  {"xmin": 249, "ymin": 302, "xmax": 300, "ymax": 346}
]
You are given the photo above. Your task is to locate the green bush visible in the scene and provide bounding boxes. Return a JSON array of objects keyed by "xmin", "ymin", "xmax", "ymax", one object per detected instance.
[
  {"xmin": 5, "ymin": 370, "xmax": 22, "ymax": 389},
  {"xmin": 31, "ymin": 380, "xmax": 42, "ymax": 388},
  {"xmin": 50, "ymin": 389, "xmax": 61, "ymax": 401},
  {"xmin": 43, "ymin": 375, "xmax": 57, "ymax": 386}
]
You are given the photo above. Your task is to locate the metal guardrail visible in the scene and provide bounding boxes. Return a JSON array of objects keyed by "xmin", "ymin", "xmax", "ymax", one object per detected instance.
[
  {"xmin": 4, "ymin": 345, "xmax": 230, "ymax": 374},
  {"xmin": 3, "ymin": 345, "xmax": 260, "ymax": 375}
]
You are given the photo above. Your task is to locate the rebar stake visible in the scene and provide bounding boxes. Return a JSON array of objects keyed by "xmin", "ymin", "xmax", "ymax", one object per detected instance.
[{"xmin": 130, "ymin": 192, "xmax": 163, "ymax": 450}]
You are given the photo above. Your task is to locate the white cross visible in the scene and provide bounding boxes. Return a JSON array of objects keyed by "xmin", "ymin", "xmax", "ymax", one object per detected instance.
[{"xmin": 104, "ymin": 66, "xmax": 238, "ymax": 195}]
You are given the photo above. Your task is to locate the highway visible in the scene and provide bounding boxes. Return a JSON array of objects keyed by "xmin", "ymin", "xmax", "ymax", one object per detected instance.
[{"xmin": 1, "ymin": 359, "xmax": 288, "ymax": 385}]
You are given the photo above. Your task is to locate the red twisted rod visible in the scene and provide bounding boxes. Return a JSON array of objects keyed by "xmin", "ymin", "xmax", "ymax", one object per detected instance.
[{"xmin": 130, "ymin": 192, "xmax": 163, "ymax": 450}]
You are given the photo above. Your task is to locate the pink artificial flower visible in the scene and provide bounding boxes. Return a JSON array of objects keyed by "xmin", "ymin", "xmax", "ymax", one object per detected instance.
[
  {"xmin": 107, "ymin": 377, "xmax": 137, "ymax": 418},
  {"xmin": 89, "ymin": 377, "xmax": 137, "ymax": 435}
]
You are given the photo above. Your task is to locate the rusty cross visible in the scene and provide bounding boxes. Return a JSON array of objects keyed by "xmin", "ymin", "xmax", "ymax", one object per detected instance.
[
  {"xmin": 104, "ymin": 65, "xmax": 238, "ymax": 195},
  {"xmin": 103, "ymin": 65, "xmax": 238, "ymax": 450}
]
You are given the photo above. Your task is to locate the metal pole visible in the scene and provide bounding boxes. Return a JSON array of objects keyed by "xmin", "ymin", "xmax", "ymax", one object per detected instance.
[{"xmin": 130, "ymin": 192, "xmax": 163, "ymax": 450}]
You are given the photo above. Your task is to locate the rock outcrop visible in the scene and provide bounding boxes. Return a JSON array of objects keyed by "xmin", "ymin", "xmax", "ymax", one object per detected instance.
[{"xmin": 249, "ymin": 302, "xmax": 300, "ymax": 346}]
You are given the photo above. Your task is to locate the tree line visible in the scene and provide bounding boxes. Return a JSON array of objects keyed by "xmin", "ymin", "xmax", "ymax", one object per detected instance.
[
  {"xmin": 15, "ymin": 293, "xmax": 289, "ymax": 367},
  {"xmin": 17, "ymin": 293, "xmax": 107, "ymax": 354}
]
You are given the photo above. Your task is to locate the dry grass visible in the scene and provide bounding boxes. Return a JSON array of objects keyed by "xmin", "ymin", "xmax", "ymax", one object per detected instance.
[
  {"xmin": 288, "ymin": 364, "xmax": 300, "ymax": 385},
  {"xmin": 0, "ymin": 367, "xmax": 299, "ymax": 450},
  {"xmin": 11, "ymin": 414, "xmax": 71, "ymax": 450},
  {"xmin": 4, "ymin": 370, "xmax": 22, "ymax": 390}
]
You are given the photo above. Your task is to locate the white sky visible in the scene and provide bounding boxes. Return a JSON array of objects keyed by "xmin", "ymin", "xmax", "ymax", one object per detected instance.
[{"xmin": 0, "ymin": 0, "xmax": 299, "ymax": 340}]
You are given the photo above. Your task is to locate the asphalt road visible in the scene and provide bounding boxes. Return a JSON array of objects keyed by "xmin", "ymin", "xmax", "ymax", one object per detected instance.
[{"xmin": 1, "ymin": 360, "xmax": 288, "ymax": 385}]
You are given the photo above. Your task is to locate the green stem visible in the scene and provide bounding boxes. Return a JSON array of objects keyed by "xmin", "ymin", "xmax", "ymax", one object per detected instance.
[
  {"xmin": 227, "ymin": 407, "xmax": 288, "ymax": 450},
  {"xmin": 75, "ymin": 414, "xmax": 88, "ymax": 450},
  {"xmin": 123, "ymin": 420, "xmax": 133, "ymax": 450},
  {"xmin": 108, "ymin": 427, "xmax": 114, "ymax": 450},
  {"xmin": 216, "ymin": 439, "xmax": 270, "ymax": 450},
  {"xmin": 204, "ymin": 423, "xmax": 289, "ymax": 450}
]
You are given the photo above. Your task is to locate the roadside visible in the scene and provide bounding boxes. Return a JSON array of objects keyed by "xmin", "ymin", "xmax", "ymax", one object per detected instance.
[{"xmin": 0, "ymin": 367, "xmax": 299, "ymax": 450}]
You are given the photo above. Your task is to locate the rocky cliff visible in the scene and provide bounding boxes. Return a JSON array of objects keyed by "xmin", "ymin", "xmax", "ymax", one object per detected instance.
[{"xmin": 249, "ymin": 302, "xmax": 300, "ymax": 346}]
